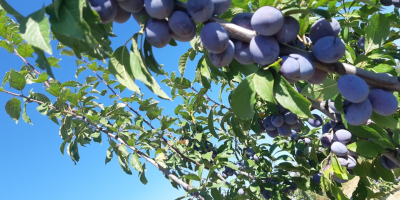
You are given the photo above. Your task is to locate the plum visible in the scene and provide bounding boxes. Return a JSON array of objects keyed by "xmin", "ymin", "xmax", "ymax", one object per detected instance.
[
  {"xmin": 381, "ymin": 0, "xmax": 393, "ymax": 6},
  {"xmin": 309, "ymin": 18, "xmax": 340, "ymax": 43},
  {"xmin": 89, "ymin": 0, "xmax": 118, "ymax": 24},
  {"xmin": 168, "ymin": 11, "xmax": 196, "ymax": 38},
  {"xmin": 321, "ymin": 133, "xmax": 333, "ymax": 148},
  {"xmin": 258, "ymin": 120, "xmax": 266, "ymax": 134},
  {"xmin": 347, "ymin": 156, "xmax": 357, "ymax": 169},
  {"xmin": 284, "ymin": 111, "xmax": 298, "ymax": 125},
  {"xmin": 232, "ymin": 40, "xmax": 253, "ymax": 65},
  {"xmin": 343, "ymin": 99, "xmax": 373, "ymax": 126},
  {"xmin": 331, "ymin": 141, "xmax": 349, "ymax": 156},
  {"xmin": 290, "ymin": 54, "xmax": 315, "ymax": 80},
  {"xmin": 275, "ymin": 16, "xmax": 300, "ymax": 43},
  {"xmin": 253, "ymin": 154, "xmax": 259, "ymax": 161},
  {"xmin": 337, "ymin": 156, "xmax": 348, "ymax": 167},
  {"xmin": 251, "ymin": 6, "xmax": 284, "ymax": 36},
  {"xmin": 308, "ymin": 114, "xmax": 323, "ymax": 127},
  {"xmin": 261, "ymin": 189, "xmax": 271, "ymax": 199},
  {"xmin": 290, "ymin": 130, "xmax": 298, "ymax": 140},
  {"xmin": 277, "ymin": 124, "xmax": 292, "ymax": 136},
  {"xmin": 290, "ymin": 119, "xmax": 302, "ymax": 129},
  {"xmin": 337, "ymin": 74, "xmax": 369, "ymax": 103},
  {"xmin": 250, "ymin": 35, "xmax": 279, "ymax": 65},
  {"xmin": 333, "ymin": 124, "xmax": 346, "ymax": 132},
  {"xmin": 263, "ymin": 116, "xmax": 276, "ymax": 131},
  {"xmin": 231, "ymin": 12, "xmax": 253, "ymax": 30},
  {"xmin": 306, "ymin": 68, "xmax": 328, "ymax": 84},
  {"xmin": 171, "ymin": 31, "xmax": 196, "ymax": 42},
  {"xmin": 145, "ymin": 18, "xmax": 171, "ymax": 48},
  {"xmin": 279, "ymin": 55, "xmax": 300, "ymax": 80},
  {"xmin": 187, "ymin": 0, "xmax": 214, "ymax": 23},
  {"xmin": 333, "ymin": 174, "xmax": 348, "ymax": 183},
  {"xmin": 312, "ymin": 173, "xmax": 322, "ymax": 184},
  {"xmin": 200, "ymin": 22, "xmax": 229, "ymax": 53},
  {"xmin": 289, "ymin": 182, "xmax": 297, "ymax": 191},
  {"xmin": 304, "ymin": 138, "xmax": 312, "ymax": 144},
  {"xmin": 334, "ymin": 129, "xmax": 352, "ymax": 144},
  {"xmin": 368, "ymin": 89, "xmax": 398, "ymax": 116},
  {"xmin": 357, "ymin": 36, "xmax": 365, "ymax": 51},
  {"xmin": 238, "ymin": 188, "xmax": 244, "ymax": 195},
  {"xmin": 381, "ymin": 155, "xmax": 398, "ymax": 169},
  {"xmin": 271, "ymin": 114, "xmax": 284, "ymax": 127},
  {"xmin": 113, "ymin": 5, "xmax": 132, "ymax": 23},
  {"xmin": 277, "ymin": 104, "xmax": 288, "ymax": 114},
  {"xmin": 313, "ymin": 36, "xmax": 345, "ymax": 63},
  {"xmin": 212, "ymin": 0, "xmax": 231, "ymax": 15},
  {"xmin": 144, "ymin": 0, "xmax": 174, "ymax": 19},
  {"xmin": 117, "ymin": 0, "xmax": 144, "ymax": 13},
  {"xmin": 246, "ymin": 147, "xmax": 255, "ymax": 157},
  {"xmin": 132, "ymin": 7, "xmax": 149, "ymax": 24},
  {"xmin": 322, "ymin": 123, "xmax": 332, "ymax": 134},
  {"xmin": 209, "ymin": 40, "xmax": 235, "ymax": 67},
  {"xmin": 267, "ymin": 129, "xmax": 279, "ymax": 138}
]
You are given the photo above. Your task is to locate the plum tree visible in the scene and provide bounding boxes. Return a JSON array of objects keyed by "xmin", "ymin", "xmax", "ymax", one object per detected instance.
[
  {"xmin": 89, "ymin": 0, "xmax": 118, "ymax": 24},
  {"xmin": 212, "ymin": 0, "xmax": 231, "ymax": 15},
  {"xmin": 308, "ymin": 114, "xmax": 323, "ymax": 127},
  {"xmin": 200, "ymin": 22, "xmax": 229, "ymax": 53},
  {"xmin": 331, "ymin": 141, "xmax": 349, "ymax": 156},
  {"xmin": 313, "ymin": 36, "xmax": 346, "ymax": 63},
  {"xmin": 145, "ymin": 18, "xmax": 171, "ymax": 48},
  {"xmin": 231, "ymin": 12, "xmax": 253, "ymax": 30},
  {"xmin": 343, "ymin": 99, "xmax": 373, "ymax": 126},
  {"xmin": 144, "ymin": 0, "xmax": 174, "ymax": 19},
  {"xmin": 117, "ymin": 0, "xmax": 144, "ymax": 13},
  {"xmin": 186, "ymin": 0, "xmax": 214, "ymax": 23},
  {"xmin": 368, "ymin": 89, "xmax": 398, "ymax": 116},
  {"xmin": 209, "ymin": 40, "xmax": 235, "ymax": 67},
  {"xmin": 168, "ymin": 11, "xmax": 196, "ymax": 39},
  {"xmin": 113, "ymin": 5, "xmax": 132, "ymax": 24},
  {"xmin": 249, "ymin": 35, "xmax": 279, "ymax": 65},
  {"xmin": 309, "ymin": 18, "xmax": 340, "ymax": 43},
  {"xmin": 337, "ymin": 74, "xmax": 369, "ymax": 103},
  {"xmin": 251, "ymin": 6, "xmax": 284, "ymax": 36},
  {"xmin": 275, "ymin": 16, "xmax": 300, "ymax": 43},
  {"xmin": 333, "ymin": 129, "xmax": 352, "ymax": 144},
  {"xmin": 232, "ymin": 40, "xmax": 253, "ymax": 65}
]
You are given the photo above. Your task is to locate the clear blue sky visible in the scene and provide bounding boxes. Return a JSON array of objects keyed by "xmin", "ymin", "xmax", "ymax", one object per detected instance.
[{"xmin": 0, "ymin": 1, "xmax": 225, "ymax": 199}]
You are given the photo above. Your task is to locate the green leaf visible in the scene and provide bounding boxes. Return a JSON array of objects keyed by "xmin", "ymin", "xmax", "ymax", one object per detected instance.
[
  {"xmin": 374, "ymin": 157, "xmax": 394, "ymax": 182},
  {"xmin": 301, "ymin": 78, "xmax": 339, "ymax": 101},
  {"xmin": 22, "ymin": 103, "xmax": 32, "ymax": 125},
  {"xmin": 274, "ymin": 75, "xmax": 313, "ymax": 118},
  {"xmin": 346, "ymin": 141, "xmax": 385, "ymax": 158},
  {"xmin": 33, "ymin": 47, "xmax": 53, "ymax": 78},
  {"xmin": 140, "ymin": 171, "xmax": 148, "ymax": 185},
  {"xmin": 5, "ymin": 97, "xmax": 21, "ymax": 123},
  {"xmin": 32, "ymin": 72, "xmax": 48, "ymax": 83},
  {"xmin": 179, "ymin": 50, "xmax": 191, "ymax": 77},
  {"xmin": 0, "ymin": 40, "xmax": 13, "ymax": 53},
  {"xmin": 108, "ymin": 46, "xmax": 140, "ymax": 94},
  {"xmin": 231, "ymin": 74, "xmax": 256, "ymax": 120},
  {"xmin": 182, "ymin": 174, "xmax": 201, "ymax": 181},
  {"xmin": 364, "ymin": 13, "xmax": 390, "ymax": 54},
  {"xmin": 283, "ymin": 8, "xmax": 331, "ymax": 19},
  {"xmin": 67, "ymin": 139, "xmax": 80, "ymax": 162},
  {"xmin": 19, "ymin": 6, "xmax": 52, "ymax": 54},
  {"xmin": 131, "ymin": 34, "xmax": 171, "ymax": 100},
  {"xmin": 16, "ymin": 43, "xmax": 34, "ymax": 58},
  {"xmin": 105, "ymin": 148, "xmax": 113, "ymax": 165},
  {"xmin": 9, "ymin": 69, "xmax": 26, "ymax": 90},
  {"xmin": 118, "ymin": 155, "xmax": 132, "ymax": 175},
  {"xmin": 161, "ymin": 116, "xmax": 177, "ymax": 130},
  {"xmin": 254, "ymin": 70, "xmax": 275, "ymax": 104},
  {"xmin": 130, "ymin": 152, "xmax": 143, "ymax": 172},
  {"xmin": 208, "ymin": 110, "xmax": 219, "ymax": 138}
]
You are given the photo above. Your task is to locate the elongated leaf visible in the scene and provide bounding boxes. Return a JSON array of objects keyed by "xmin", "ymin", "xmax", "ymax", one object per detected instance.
[
  {"xmin": 5, "ymin": 97, "xmax": 21, "ymax": 123},
  {"xmin": 179, "ymin": 50, "xmax": 191, "ymax": 77},
  {"xmin": 301, "ymin": 78, "xmax": 339, "ymax": 101},
  {"xmin": 208, "ymin": 110, "xmax": 218, "ymax": 138},
  {"xmin": 254, "ymin": 70, "xmax": 275, "ymax": 103},
  {"xmin": 9, "ymin": 69, "xmax": 26, "ymax": 90},
  {"xmin": 231, "ymin": 74, "xmax": 256, "ymax": 120},
  {"xmin": 347, "ymin": 141, "xmax": 385, "ymax": 158},
  {"xmin": 130, "ymin": 153, "xmax": 143, "ymax": 172},
  {"xmin": 182, "ymin": 174, "xmax": 200, "ymax": 181},
  {"xmin": 22, "ymin": 103, "xmax": 32, "ymax": 124}
]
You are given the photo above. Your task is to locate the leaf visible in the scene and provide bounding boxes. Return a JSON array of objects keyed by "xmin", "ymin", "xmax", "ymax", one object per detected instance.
[
  {"xmin": 179, "ymin": 50, "xmax": 191, "ymax": 77},
  {"xmin": 19, "ymin": 6, "xmax": 52, "ymax": 54},
  {"xmin": 274, "ymin": 75, "xmax": 313, "ymax": 118},
  {"xmin": 5, "ymin": 97, "xmax": 21, "ymax": 123},
  {"xmin": 347, "ymin": 141, "xmax": 385, "ymax": 158},
  {"xmin": 105, "ymin": 148, "xmax": 113, "ymax": 165},
  {"xmin": 9, "ymin": 69, "xmax": 26, "ymax": 90},
  {"xmin": 373, "ymin": 157, "xmax": 394, "ymax": 182},
  {"xmin": 283, "ymin": 8, "xmax": 331, "ymax": 19},
  {"xmin": 254, "ymin": 70, "xmax": 275, "ymax": 104},
  {"xmin": 118, "ymin": 155, "xmax": 132, "ymax": 175},
  {"xmin": 208, "ymin": 110, "xmax": 219, "ymax": 139},
  {"xmin": 131, "ymin": 34, "xmax": 171, "ymax": 100},
  {"xmin": 301, "ymin": 78, "xmax": 339, "ymax": 101},
  {"xmin": 108, "ymin": 46, "xmax": 140, "ymax": 94},
  {"xmin": 182, "ymin": 174, "xmax": 201, "ymax": 181},
  {"xmin": 16, "ymin": 43, "xmax": 34, "ymax": 58},
  {"xmin": 364, "ymin": 13, "xmax": 390, "ymax": 54},
  {"xmin": 231, "ymin": 74, "xmax": 256, "ymax": 120},
  {"xmin": 32, "ymin": 72, "xmax": 48, "ymax": 83},
  {"xmin": 140, "ymin": 171, "xmax": 148, "ymax": 185},
  {"xmin": 33, "ymin": 47, "xmax": 53, "ymax": 78},
  {"xmin": 0, "ymin": 40, "xmax": 13, "ymax": 53},
  {"xmin": 161, "ymin": 116, "xmax": 177, "ymax": 130},
  {"xmin": 22, "ymin": 103, "xmax": 32, "ymax": 125},
  {"xmin": 130, "ymin": 152, "xmax": 143, "ymax": 172}
]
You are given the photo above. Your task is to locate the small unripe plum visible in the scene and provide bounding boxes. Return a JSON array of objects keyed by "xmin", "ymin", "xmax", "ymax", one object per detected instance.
[
  {"xmin": 343, "ymin": 99, "xmax": 373, "ymax": 126},
  {"xmin": 271, "ymin": 114, "xmax": 284, "ymax": 127},
  {"xmin": 251, "ymin": 6, "xmax": 284, "ymax": 36},
  {"xmin": 209, "ymin": 40, "xmax": 235, "ymax": 67},
  {"xmin": 331, "ymin": 141, "xmax": 349, "ymax": 156},
  {"xmin": 89, "ymin": 0, "xmax": 118, "ymax": 24},
  {"xmin": 308, "ymin": 114, "xmax": 323, "ymax": 127},
  {"xmin": 368, "ymin": 89, "xmax": 398, "ymax": 116},
  {"xmin": 277, "ymin": 124, "xmax": 292, "ymax": 136},
  {"xmin": 187, "ymin": 0, "xmax": 214, "ymax": 23},
  {"xmin": 338, "ymin": 74, "xmax": 369, "ymax": 103},
  {"xmin": 144, "ymin": 0, "xmax": 174, "ymax": 19},
  {"xmin": 231, "ymin": 12, "xmax": 253, "ymax": 30},
  {"xmin": 145, "ymin": 18, "xmax": 171, "ymax": 48},
  {"xmin": 313, "ymin": 36, "xmax": 345, "ymax": 63},
  {"xmin": 200, "ymin": 22, "xmax": 229, "ymax": 53},
  {"xmin": 275, "ymin": 16, "xmax": 300, "ymax": 43},
  {"xmin": 309, "ymin": 18, "xmax": 340, "ymax": 43},
  {"xmin": 250, "ymin": 35, "xmax": 279, "ymax": 65},
  {"xmin": 334, "ymin": 129, "xmax": 352, "ymax": 144}
]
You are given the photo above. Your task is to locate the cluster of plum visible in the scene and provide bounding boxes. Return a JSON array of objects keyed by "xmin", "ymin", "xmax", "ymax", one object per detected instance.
[
  {"xmin": 88, "ymin": 0, "xmax": 146, "ymax": 24},
  {"xmin": 336, "ymin": 74, "xmax": 398, "ymax": 126},
  {"xmin": 381, "ymin": 0, "xmax": 400, "ymax": 7}
]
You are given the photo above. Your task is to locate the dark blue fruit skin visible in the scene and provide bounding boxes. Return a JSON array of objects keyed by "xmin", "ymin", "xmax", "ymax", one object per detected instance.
[
  {"xmin": 306, "ymin": 68, "xmax": 328, "ymax": 84},
  {"xmin": 368, "ymin": 89, "xmax": 398, "ymax": 116},
  {"xmin": 232, "ymin": 40, "xmax": 253, "ymax": 65},
  {"xmin": 329, "ymin": 100, "xmax": 340, "ymax": 114},
  {"xmin": 168, "ymin": 11, "xmax": 196, "ymax": 38},
  {"xmin": 312, "ymin": 173, "xmax": 322, "ymax": 184},
  {"xmin": 284, "ymin": 112, "xmax": 298, "ymax": 125},
  {"xmin": 331, "ymin": 141, "xmax": 349, "ymax": 156},
  {"xmin": 288, "ymin": 182, "xmax": 297, "ymax": 191},
  {"xmin": 309, "ymin": 18, "xmax": 341, "ymax": 43},
  {"xmin": 275, "ymin": 16, "xmax": 300, "ymax": 43},
  {"xmin": 231, "ymin": 12, "xmax": 253, "ymax": 30},
  {"xmin": 308, "ymin": 114, "xmax": 323, "ymax": 127},
  {"xmin": 246, "ymin": 147, "xmax": 255, "ymax": 157},
  {"xmin": 187, "ymin": 0, "xmax": 214, "ymax": 23},
  {"xmin": 171, "ymin": 31, "xmax": 196, "ymax": 42},
  {"xmin": 381, "ymin": 0, "xmax": 392, "ymax": 7},
  {"xmin": 212, "ymin": 0, "xmax": 231, "ymax": 15},
  {"xmin": 250, "ymin": 35, "xmax": 280, "ymax": 65},
  {"xmin": 280, "ymin": 56, "xmax": 300, "ymax": 80},
  {"xmin": 344, "ymin": 99, "xmax": 373, "ymax": 126},
  {"xmin": 290, "ymin": 54, "xmax": 315, "ymax": 80},
  {"xmin": 132, "ymin": 7, "xmax": 149, "ymax": 24},
  {"xmin": 145, "ymin": 18, "xmax": 171, "ymax": 48},
  {"xmin": 89, "ymin": 0, "xmax": 118, "ymax": 24},
  {"xmin": 277, "ymin": 124, "xmax": 292, "ymax": 136},
  {"xmin": 258, "ymin": 120, "xmax": 266, "ymax": 134},
  {"xmin": 290, "ymin": 119, "xmax": 302, "ymax": 129},
  {"xmin": 271, "ymin": 115, "xmax": 284, "ymax": 127},
  {"xmin": 261, "ymin": 190, "xmax": 271, "ymax": 199},
  {"xmin": 313, "ymin": 36, "xmax": 346, "ymax": 63},
  {"xmin": 338, "ymin": 74, "xmax": 369, "ymax": 103},
  {"xmin": 322, "ymin": 123, "xmax": 332, "ymax": 134},
  {"xmin": 334, "ymin": 129, "xmax": 352, "ymax": 144},
  {"xmin": 321, "ymin": 133, "xmax": 333, "ymax": 148},
  {"xmin": 251, "ymin": 6, "xmax": 284, "ymax": 36},
  {"xmin": 381, "ymin": 156, "xmax": 398, "ymax": 169},
  {"xmin": 357, "ymin": 36, "xmax": 365, "ymax": 51},
  {"xmin": 144, "ymin": 0, "xmax": 174, "ymax": 19},
  {"xmin": 200, "ymin": 22, "xmax": 229, "ymax": 53},
  {"xmin": 113, "ymin": 5, "xmax": 132, "ymax": 23},
  {"xmin": 263, "ymin": 116, "xmax": 276, "ymax": 131},
  {"xmin": 290, "ymin": 131, "xmax": 298, "ymax": 140},
  {"xmin": 266, "ymin": 129, "xmax": 279, "ymax": 138},
  {"xmin": 347, "ymin": 156, "xmax": 357, "ymax": 169},
  {"xmin": 209, "ymin": 40, "xmax": 235, "ymax": 67},
  {"xmin": 117, "ymin": 0, "xmax": 144, "ymax": 13}
]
